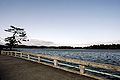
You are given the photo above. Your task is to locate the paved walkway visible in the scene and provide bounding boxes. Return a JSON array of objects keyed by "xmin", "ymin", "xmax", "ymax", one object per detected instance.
[{"xmin": 0, "ymin": 55, "xmax": 97, "ymax": 80}]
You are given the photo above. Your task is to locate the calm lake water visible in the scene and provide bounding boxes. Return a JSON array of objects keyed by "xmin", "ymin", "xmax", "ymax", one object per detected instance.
[{"xmin": 17, "ymin": 48, "xmax": 120, "ymax": 66}]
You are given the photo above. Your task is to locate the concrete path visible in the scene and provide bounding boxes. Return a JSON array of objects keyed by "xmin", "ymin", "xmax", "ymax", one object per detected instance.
[{"xmin": 0, "ymin": 55, "xmax": 97, "ymax": 80}]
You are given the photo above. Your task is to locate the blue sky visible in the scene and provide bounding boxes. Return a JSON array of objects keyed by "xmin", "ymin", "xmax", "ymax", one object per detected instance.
[{"xmin": 0, "ymin": 0, "xmax": 120, "ymax": 46}]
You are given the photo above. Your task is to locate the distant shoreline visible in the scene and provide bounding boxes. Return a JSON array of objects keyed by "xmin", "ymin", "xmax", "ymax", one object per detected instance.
[{"xmin": 1, "ymin": 44, "xmax": 120, "ymax": 49}]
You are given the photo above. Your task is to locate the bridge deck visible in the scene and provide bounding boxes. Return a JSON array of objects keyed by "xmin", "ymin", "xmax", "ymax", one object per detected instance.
[{"xmin": 0, "ymin": 55, "xmax": 97, "ymax": 80}]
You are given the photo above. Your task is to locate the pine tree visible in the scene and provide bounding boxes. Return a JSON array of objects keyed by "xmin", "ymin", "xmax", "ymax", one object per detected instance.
[{"xmin": 5, "ymin": 26, "xmax": 28, "ymax": 50}]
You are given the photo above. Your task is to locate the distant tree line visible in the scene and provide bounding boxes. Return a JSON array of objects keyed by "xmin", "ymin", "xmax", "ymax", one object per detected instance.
[
  {"xmin": 84, "ymin": 44, "xmax": 120, "ymax": 49},
  {"xmin": 14, "ymin": 45, "xmax": 78, "ymax": 49},
  {"xmin": 1, "ymin": 44, "xmax": 120, "ymax": 49}
]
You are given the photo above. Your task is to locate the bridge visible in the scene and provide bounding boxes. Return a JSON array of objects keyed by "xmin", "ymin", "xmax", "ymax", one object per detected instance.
[{"xmin": 0, "ymin": 50, "xmax": 120, "ymax": 80}]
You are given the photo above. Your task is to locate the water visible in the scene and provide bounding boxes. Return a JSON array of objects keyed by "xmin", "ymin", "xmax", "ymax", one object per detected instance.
[{"xmin": 17, "ymin": 48, "xmax": 120, "ymax": 66}]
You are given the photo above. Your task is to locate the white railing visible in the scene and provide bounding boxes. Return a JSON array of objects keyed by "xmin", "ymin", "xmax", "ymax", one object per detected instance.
[{"xmin": 1, "ymin": 50, "xmax": 120, "ymax": 80}]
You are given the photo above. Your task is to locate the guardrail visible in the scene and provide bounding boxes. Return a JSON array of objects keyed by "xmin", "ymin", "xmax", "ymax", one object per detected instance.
[{"xmin": 1, "ymin": 50, "xmax": 120, "ymax": 80}]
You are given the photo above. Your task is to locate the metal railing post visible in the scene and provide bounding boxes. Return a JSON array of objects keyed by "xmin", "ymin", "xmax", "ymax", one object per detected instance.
[
  {"xmin": 28, "ymin": 54, "xmax": 30, "ymax": 60},
  {"xmin": 1, "ymin": 51, "xmax": 3, "ymax": 55},
  {"xmin": 7, "ymin": 52, "xmax": 9, "ymax": 55},
  {"xmin": 38, "ymin": 56, "xmax": 40, "ymax": 62},
  {"xmin": 14, "ymin": 52, "xmax": 16, "ymax": 57},
  {"xmin": 20, "ymin": 53, "xmax": 22, "ymax": 58},
  {"xmin": 79, "ymin": 65, "xmax": 85, "ymax": 74},
  {"xmin": 54, "ymin": 59, "xmax": 58, "ymax": 67},
  {"xmin": 10, "ymin": 52, "xmax": 12, "ymax": 56}
]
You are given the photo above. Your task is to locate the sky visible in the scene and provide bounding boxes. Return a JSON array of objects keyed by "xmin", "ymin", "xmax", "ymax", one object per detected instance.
[{"xmin": 0, "ymin": 0, "xmax": 120, "ymax": 47}]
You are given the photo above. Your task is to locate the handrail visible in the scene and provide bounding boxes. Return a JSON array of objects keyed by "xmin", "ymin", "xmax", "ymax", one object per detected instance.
[{"xmin": 1, "ymin": 50, "xmax": 120, "ymax": 80}]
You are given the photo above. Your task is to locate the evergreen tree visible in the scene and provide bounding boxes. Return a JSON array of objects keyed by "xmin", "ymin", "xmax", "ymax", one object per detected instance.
[{"xmin": 5, "ymin": 26, "xmax": 28, "ymax": 50}]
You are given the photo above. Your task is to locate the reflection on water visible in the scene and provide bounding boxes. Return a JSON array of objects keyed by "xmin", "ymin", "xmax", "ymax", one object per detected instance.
[{"xmin": 17, "ymin": 48, "xmax": 120, "ymax": 66}]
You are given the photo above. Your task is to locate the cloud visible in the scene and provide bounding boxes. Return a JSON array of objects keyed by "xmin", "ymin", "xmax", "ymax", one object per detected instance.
[
  {"xmin": 0, "ymin": 37, "xmax": 5, "ymax": 45},
  {"xmin": 21, "ymin": 39, "xmax": 55, "ymax": 46},
  {"xmin": 0, "ymin": 41, "xmax": 4, "ymax": 45},
  {"xmin": 1, "ymin": 37, "xmax": 120, "ymax": 47}
]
